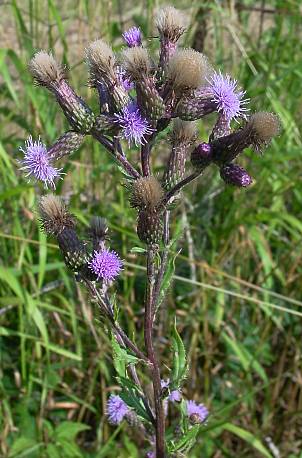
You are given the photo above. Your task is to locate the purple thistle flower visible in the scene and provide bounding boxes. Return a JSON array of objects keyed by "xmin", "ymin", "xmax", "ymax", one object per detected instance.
[
  {"xmin": 107, "ymin": 395, "xmax": 129, "ymax": 424},
  {"xmin": 146, "ymin": 452, "xmax": 155, "ymax": 458},
  {"xmin": 116, "ymin": 66, "xmax": 134, "ymax": 92},
  {"xmin": 186, "ymin": 400, "xmax": 209, "ymax": 424},
  {"xmin": 161, "ymin": 378, "xmax": 170, "ymax": 389},
  {"xmin": 88, "ymin": 249, "xmax": 123, "ymax": 282},
  {"xmin": 169, "ymin": 389, "xmax": 182, "ymax": 402},
  {"xmin": 123, "ymin": 27, "xmax": 142, "ymax": 48},
  {"xmin": 114, "ymin": 103, "xmax": 154, "ymax": 146},
  {"xmin": 209, "ymin": 71, "xmax": 249, "ymax": 121},
  {"xmin": 19, "ymin": 136, "xmax": 62, "ymax": 189}
]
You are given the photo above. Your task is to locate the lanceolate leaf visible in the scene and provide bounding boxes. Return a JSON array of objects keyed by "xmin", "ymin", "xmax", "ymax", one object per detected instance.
[{"xmin": 171, "ymin": 320, "xmax": 187, "ymax": 388}]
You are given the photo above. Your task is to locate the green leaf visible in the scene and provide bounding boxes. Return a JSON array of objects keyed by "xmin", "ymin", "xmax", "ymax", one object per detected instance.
[
  {"xmin": 111, "ymin": 334, "xmax": 140, "ymax": 378},
  {"xmin": 55, "ymin": 421, "xmax": 90, "ymax": 441},
  {"xmin": 171, "ymin": 321, "xmax": 187, "ymax": 388},
  {"xmin": 223, "ymin": 423, "xmax": 272, "ymax": 458},
  {"xmin": 118, "ymin": 377, "xmax": 151, "ymax": 422},
  {"xmin": 171, "ymin": 425, "xmax": 200, "ymax": 453}
]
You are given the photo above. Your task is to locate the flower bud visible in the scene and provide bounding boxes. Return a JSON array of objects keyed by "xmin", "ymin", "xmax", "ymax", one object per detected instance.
[
  {"xmin": 48, "ymin": 131, "xmax": 85, "ymax": 161},
  {"xmin": 29, "ymin": 51, "xmax": 95, "ymax": 133},
  {"xmin": 88, "ymin": 216, "xmax": 108, "ymax": 251},
  {"xmin": 137, "ymin": 210, "xmax": 163, "ymax": 246},
  {"xmin": 163, "ymin": 120, "xmax": 197, "ymax": 191},
  {"xmin": 220, "ymin": 164, "xmax": 252, "ymax": 187},
  {"xmin": 248, "ymin": 112, "xmax": 280, "ymax": 151},
  {"xmin": 39, "ymin": 194, "xmax": 74, "ymax": 236},
  {"xmin": 175, "ymin": 87, "xmax": 215, "ymax": 120},
  {"xmin": 190, "ymin": 142, "xmax": 213, "ymax": 172}
]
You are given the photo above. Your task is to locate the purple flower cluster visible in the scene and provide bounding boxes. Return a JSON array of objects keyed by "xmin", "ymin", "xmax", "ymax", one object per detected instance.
[
  {"xmin": 209, "ymin": 71, "xmax": 249, "ymax": 121},
  {"xmin": 114, "ymin": 103, "xmax": 154, "ymax": 146},
  {"xmin": 88, "ymin": 249, "xmax": 123, "ymax": 282},
  {"xmin": 161, "ymin": 379, "xmax": 182, "ymax": 403},
  {"xmin": 107, "ymin": 395, "xmax": 129, "ymax": 424},
  {"xmin": 186, "ymin": 400, "xmax": 209, "ymax": 424},
  {"xmin": 122, "ymin": 27, "xmax": 142, "ymax": 48},
  {"xmin": 19, "ymin": 136, "xmax": 62, "ymax": 188}
]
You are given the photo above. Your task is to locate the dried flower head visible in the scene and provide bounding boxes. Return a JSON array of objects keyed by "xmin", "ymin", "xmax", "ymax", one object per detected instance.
[
  {"xmin": 130, "ymin": 176, "xmax": 164, "ymax": 210},
  {"xmin": 122, "ymin": 27, "xmax": 142, "ymax": 47},
  {"xmin": 114, "ymin": 103, "xmax": 154, "ymax": 146},
  {"xmin": 220, "ymin": 163, "xmax": 253, "ymax": 187},
  {"xmin": 107, "ymin": 395, "xmax": 129, "ymax": 424},
  {"xmin": 39, "ymin": 194, "xmax": 74, "ymax": 235},
  {"xmin": 85, "ymin": 39, "xmax": 116, "ymax": 85},
  {"xmin": 29, "ymin": 51, "xmax": 65, "ymax": 87},
  {"xmin": 156, "ymin": 6, "xmax": 186, "ymax": 42},
  {"xmin": 88, "ymin": 249, "xmax": 123, "ymax": 282},
  {"xmin": 209, "ymin": 71, "xmax": 249, "ymax": 121},
  {"xmin": 170, "ymin": 119, "xmax": 197, "ymax": 145},
  {"xmin": 19, "ymin": 136, "xmax": 62, "ymax": 188},
  {"xmin": 186, "ymin": 400, "xmax": 209, "ymax": 424},
  {"xmin": 167, "ymin": 48, "xmax": 212, "ymax": 91},
  {"xmin": 122, "ymin": 47, "xmax": 151, "ymax": 81},
  {"xmin": 248, "ymin": 112, "xmax": 280, "ymax": 150}
]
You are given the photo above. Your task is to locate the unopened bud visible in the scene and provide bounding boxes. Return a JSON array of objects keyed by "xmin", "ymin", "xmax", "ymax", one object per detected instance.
[
  {"xmin": 191, "ymin": 142, "xmax": 213, "ymax": 171},
  {"xmin": 137, "ymin": 210, "xmax": 163, "ymax": 246},
  {"xmin": 48, "ymin": 131, "xmax": 85, "ymax": 161},
  {"xmin": 130, "ymin": 176, "xmax": 164, "ymax": 210},
  {"xmin": 220, "ymin": 163, "xmax": 252, "ymax": 187}
]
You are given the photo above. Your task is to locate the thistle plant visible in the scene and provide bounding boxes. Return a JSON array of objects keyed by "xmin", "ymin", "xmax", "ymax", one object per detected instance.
[{"xmin": 19, "ymin": 6, "xmax": 280, "ymax": 457}]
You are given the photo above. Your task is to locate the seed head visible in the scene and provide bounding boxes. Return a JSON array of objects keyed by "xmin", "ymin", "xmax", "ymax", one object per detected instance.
[
  {"xmin": 29, "ymin": 51, "xmax": 65, "ymax": 87},
  {"xmin": 156, "ymin": 6, "xmax": 187, "ymax": 42},
  {"xmin": 130, "ymin": 176, "xmax": 164, "ymax": 210},
  {"xmin": 170, "ymin": 119, "xmax": 197, "ymax": 146},
  {"xmin": 248, "ymin": 112, "xmax": 280, "ymax": 150},
  {"xmin": 167, "ymin": 48, "xmax": 212, "ymax": 91},
  {"xmin": 121, "ymin": 47, "xmax": 151, "ymax": 81},
  {"xmin": 85, "ymin": 39, "xmax": 116, "ymax": 85},
  {"xmin": 39, "ymin": 194, "xmax": 74, "ymax": 236}
]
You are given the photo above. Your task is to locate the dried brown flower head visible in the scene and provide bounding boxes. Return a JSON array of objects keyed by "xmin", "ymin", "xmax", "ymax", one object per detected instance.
[
  {"xmin": 39, "ymin": 194, "xmax": 74, "ymax": 235},
  {"xmin": 248, "ymin": 112, "xmax": 280, "ymax": 149},
  {"xmin": 170, "ymin": 119, "xmax": 197, "ymax": 146},
  {"xmin": 156, "ymin": 6, "xmax": 187, "ymax": 42},
  {"xmin": 85, "ymin": 39, "xmax": 116, "ymax": 85},
  {"xmin": 122, "ymin": 47, "xmax": 151, "ymax": 81},
  {"xmin": 29, "ymin": 51, "xmax": 65, "ymax": 87},
  {"xmin": 130, "ymin": 177, "xmax": 164, "ymax": 210}
]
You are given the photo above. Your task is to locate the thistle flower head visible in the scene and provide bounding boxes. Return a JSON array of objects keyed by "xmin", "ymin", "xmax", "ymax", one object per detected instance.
[
  {"xmin": 113, "ymin": 103, "xmax": 154, "ymax": 146},
  {"xmin": 167, "ymin": 48, "xmax": 212, "ymax": 91},
  {"xmin": 248, "ymin": 112, "xmax": 280, "ymax": 150},
  {"xmin": 39, "ymin": 194, "xmax": 74, "ymax": 236},
  {"xmin": 19, "ymin": 136, "xmax": 62, "ymax": 188},
  {"xmin": 88, "ymin": 217, "xmax": 108, "ymax": 242},
  {"xmin": 29, "ymin": 51, "xmax": 65, "ymax": 87},
  {"xmin": 170, "ymin": 119, "xmax": 197, "ymax": 145},
  {"xmin": 209, "ymin": 71, "xmax": 249, "ymax": 121},
  {"xmin": 116, "ymin": 66, "xmax": 134, "ymax": 91},
  {"xmin": 107, "ymin": 395, "xmax": 129, "ymax": 424},
  {"xmin": 156, "ymin": 6, "xmax": 187, "ymax": 42},
  {"xmin": 88, "ymin": 249, "xmax": 123, "ymax": 282},
  {"xmin": 121, "ymin": 47, "xmax": 151, "ymax": 81},
  {"xmin": 169, "ymin": 390, "xmax": 182, "ymax": 402},
  {"xmin": 220, "ymin": 163, "xmax": 252, "ymax": 187},
  {"xmin": 130, "ymin": 176, "xmax": 164, "ymax": 210},
  {"xmin": 85, "ymin": 39, "xmax": 116, "ymax": 85},
  {"xmin": 122, "ymin": 27, "xmax": 142, "ymax": 47},
  {"xmin": 186, "ymin": 400, "xmax": 209, "ymax": 424}
]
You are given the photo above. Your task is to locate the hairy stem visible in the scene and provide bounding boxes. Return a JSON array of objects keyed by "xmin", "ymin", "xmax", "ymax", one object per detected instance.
[
  {"xmin": 152, "ymin": 210, "xmax": 170, "ymax": 314},
  {"xmin": 162, "ymin": 172, "xmax": 200, "ymax": 206},
  {"xmin": 144, "ymin": 248, "xmax": 166, "ymax": 457}
]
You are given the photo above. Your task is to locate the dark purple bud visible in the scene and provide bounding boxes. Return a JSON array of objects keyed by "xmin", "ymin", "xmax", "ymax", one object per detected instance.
[
  {"xmin": 220, "ymin": 164, "xmax": 252, "ymax": 187},
  {"xmin": 191, "ymin": 142, "xmax": 213, "ymax": 171}
]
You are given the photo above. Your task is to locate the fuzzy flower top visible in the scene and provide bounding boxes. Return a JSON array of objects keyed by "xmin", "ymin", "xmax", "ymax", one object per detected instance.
[
  {"xmin": 19, "ymin": 136, "xmax": 62, "ymax": 188},
  {"xmin": 209, "ymin": 71, "xmax": 249, "ymax": 121},
  {"xmin": 114, "ymin": 103, "xmax": 154, "ymax": 146},
  {"xmin": 186, "ymin": 400, "xmax": 209, "ymax": 424},
  {"xmin": 122, "ymin": 27, "xmax": 142, "ymax": 48},
  {"xmin": 107, "ymin": 395, "xmax": 129, "ymax": 424},
  {"xmin": 88, "ymin": 249, "xmax": 123, "ymax": 282}
]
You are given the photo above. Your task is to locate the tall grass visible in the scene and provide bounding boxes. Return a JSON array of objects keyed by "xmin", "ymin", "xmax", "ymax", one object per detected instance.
[{"xmin": 0, "ymin": 1, "xmax": 302, "ymax": 457}]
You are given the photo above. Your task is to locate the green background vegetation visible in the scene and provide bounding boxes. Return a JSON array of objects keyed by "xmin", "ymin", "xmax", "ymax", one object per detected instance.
[{"xmin": 0, "ymin": 1, "xmax": 301, "ymax": 456}]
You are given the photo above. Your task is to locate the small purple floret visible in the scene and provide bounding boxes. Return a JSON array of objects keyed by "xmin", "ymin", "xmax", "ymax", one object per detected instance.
[
  {"xmin": 186, "ymin": 400, "xmax": 209, "ymax": 423},
  {"xmin": 19, "ymin": 136, "xmax": 62, "ymax": 189},
  {"xmin": 114, "ymin": 103, "xmax": 154, "ymax": 146},
  {"xmin": 169, "ymin": 389, "xmax": 182, "ymax": 402},
  {"xmin": 116, "ymin": 66, "xmax": 134, "ymax": 92},
  {"xmin": 209, "ymin": 71, "xmax": 249, "ymax": 121},
  {"xmin": 88, "ymin": 249, "xmax": 123, "ymax": 282},
  {"xmin": 146, "ymin": 452, "xmax": 155, "ymax": 458},
  {"xmin": 107, "ymin": 395, "xmax": 129, "ymax": 424},
  {"xmin": 122, "ymin": 27, "xmax": 142, "ymax": 47}
]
